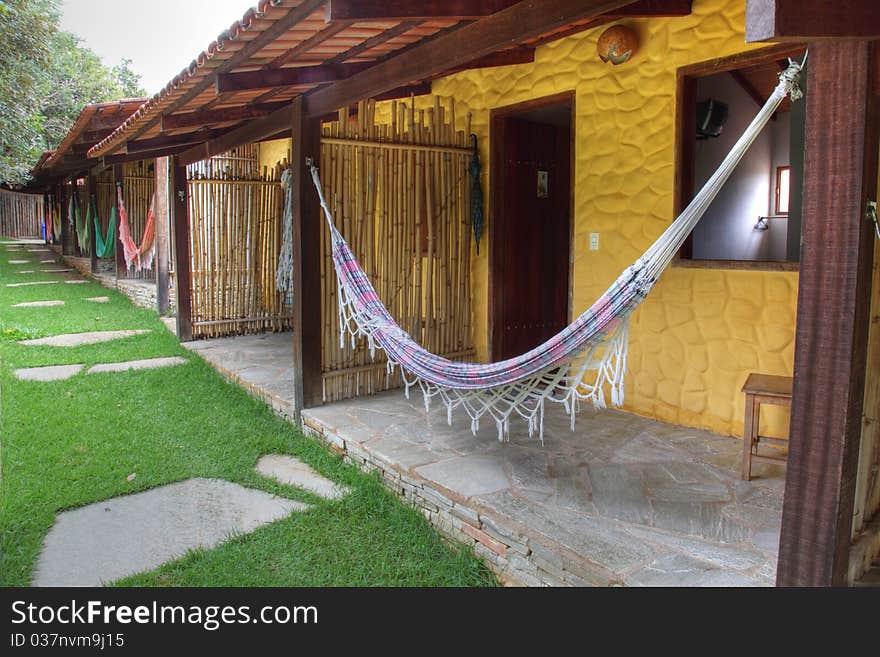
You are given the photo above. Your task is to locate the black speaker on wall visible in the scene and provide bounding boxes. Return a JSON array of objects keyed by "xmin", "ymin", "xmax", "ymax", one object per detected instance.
[{"xmin": 696, "ymin": 98, "xmax": 729, "ymax": 140}]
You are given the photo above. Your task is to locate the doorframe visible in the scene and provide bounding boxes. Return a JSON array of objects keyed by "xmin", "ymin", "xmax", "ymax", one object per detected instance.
[{"xmin": 488, "ymin": 90, "xmax": 576, "ymax": 361}]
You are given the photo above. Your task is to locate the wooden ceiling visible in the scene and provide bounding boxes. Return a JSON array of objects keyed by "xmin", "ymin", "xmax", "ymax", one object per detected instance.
[
  {"xmin": 728, "ymin": 50, "xmax": 806, "ymax": 115},
  {"xmin": 88, "ymin": 0, "xmax": 694, "ymax": 161}
]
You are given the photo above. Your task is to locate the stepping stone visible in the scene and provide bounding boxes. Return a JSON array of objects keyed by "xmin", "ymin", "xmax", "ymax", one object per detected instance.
[
  {"xmin": 41, "ymin": 268, "xmax": 72, "ymax": 273},
  {"xmin": 8, "ymin": 260, "xmax": 29, "ymax": 264},
  {"xmin": 14, "ymin": 364, "xmax": 84, "ymax": 382},
  {"xmin": 17, "ymin": 270, "xmax": 35, "ymax": 274},
  {"xmin": 27, "ymin": 248, "xmax": 51, "ymax": 252},
  {"xmin": 65, "ymin": 280, "xmax": 88, "ymax": 285},
  {"xmin": 87, "ymin": 356, "xmax": 187, "ymax": 374},
  {"xmin": 20, "ymin": 329, "xmax": 149, "ymax": 347},
  {"xmin": 6, "ymin": 281, "xmax": 57, "ymax": 287},
  {"xmin": 85, "ymin": 296, "xmax": 109, "ymax": 303},
  {"xmin": 256, "ymin": 454, "xmax": 350, "ymax": 500},
  {"xmin": 41, "ymin": 259, "xmax": 56, "ymax": 263},
  {"xmin": 12, "ymin": 300, "xmax": 65, "ymax": 308},
  {"xmin": 33, "ymin": 478, "xmax": 306, "ymax": 586}
]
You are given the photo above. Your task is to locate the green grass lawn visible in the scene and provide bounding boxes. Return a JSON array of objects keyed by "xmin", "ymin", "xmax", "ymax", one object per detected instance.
[{"xmin": 0, "ymin": 241, "xmax": 496, "ymax": 586}]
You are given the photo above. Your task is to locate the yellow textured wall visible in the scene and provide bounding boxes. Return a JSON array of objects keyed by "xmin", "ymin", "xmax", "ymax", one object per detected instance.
[
  {"xmin": 259, "ymin": 138, "xmax": 291, "ymax": 173},
  {"xmin": 406, "ymin": 0, "xmax": 798, "ymax": 438}
]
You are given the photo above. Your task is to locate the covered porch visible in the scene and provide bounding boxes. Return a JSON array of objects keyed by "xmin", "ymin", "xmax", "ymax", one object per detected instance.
[{"xmin": 187, "ymin": 331, "xmax": 782, "ymax": 586}]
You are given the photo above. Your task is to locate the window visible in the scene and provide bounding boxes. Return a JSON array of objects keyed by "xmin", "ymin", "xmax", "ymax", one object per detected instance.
[
  {"xmin": 675, "ymin": 48, "xmax": 806, "ymax": 269},
  {"xmin": 775, "ymin": 166, "xmax": 791, "ymax": 215}
]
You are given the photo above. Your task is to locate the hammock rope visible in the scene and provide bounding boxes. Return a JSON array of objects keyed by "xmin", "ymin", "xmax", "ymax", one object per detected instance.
[
  {"xmin": 306, "ymin": 59, "xmax": 805, "ymax": 443},
  {"xmin": 117, "ymin": 185, "xmax": 156, "ymax": 271},
  {"xmin": 51, "ymin": 198, "xmax": 61, "ymax": 243},
  {"xmin": 276, "ymin": 168, "xmax": 295, "ymax": 304},
  {"xmin": 90, "ymin": 194, "xmax": 116, "ymax": 259}
]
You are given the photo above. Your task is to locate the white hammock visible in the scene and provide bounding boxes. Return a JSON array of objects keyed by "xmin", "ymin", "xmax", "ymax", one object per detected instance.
[{"xmin": 307, "ymin": 59, "xmax": 805, "ymax": 443}]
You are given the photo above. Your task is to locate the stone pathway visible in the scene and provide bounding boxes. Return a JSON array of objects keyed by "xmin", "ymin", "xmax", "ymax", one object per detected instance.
[
  {"xmin": 14, "ymin": 357, "xmax": 188, "ymax": 382},
  {"xmin": 6, "ymin": 281, "xmax": 56, "ymax": 287},
  {"xmin": 41, "ymin": 268, "xmax": 72, "ymax": 273},
  {"xmin": 33, "ymin": 478, "xmax": 307, "ymax": 586},
  {"xmin": 65, "ymin": 280, "xmax": 88, "ymax": 285},
  {"xmin": 8, "ymin": 259, "xmax": 29, "ymax": 264},
  {"xmin": 20, "ymin": 329, "xmax": 149, "ymax": 347},
  {"xmin": 14, "ymin": 364, "xmax": 84, "ymax": 382},
  {"xmin": 85, "ymin": 296, "xmax": 109, "ymax": 303},
  {"xmin": 12, "ymin": 300, "xmax": 65, "ymax": 308},
  {"xmin": 40, "ymin": 259, "xmax": 56, "ymax": 264},
  {"xmin": 87, "ymin": 356, "xmax": 187, "ymax": 375},
  {"xmin": 256, "ymin": 454, "xmax": 350, "ymax": 500}
]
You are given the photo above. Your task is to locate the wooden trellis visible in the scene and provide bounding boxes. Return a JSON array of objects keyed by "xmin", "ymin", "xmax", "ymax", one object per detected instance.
[
  {"xmin": 318, "ymin": 96, "xmax": 475, "ymax": 402},
  {"xmin": 0, "ymin": 189, "xmax": 43, "ymax": 238},
  {"xmin": 186, "ymin": 145, "xmax": 290, "ymax": 338}
]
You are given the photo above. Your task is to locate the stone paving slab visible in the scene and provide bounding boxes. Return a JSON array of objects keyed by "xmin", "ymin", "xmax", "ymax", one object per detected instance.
[
  {"xmin": 87, "ymin": 356, "xmax": 187, "ymax": 374},
  {"xmin": 6, "ymin": 281, "xmax": 57, "ymax": 287},
  {"xmin": 40, "ymin": 259, "xmax": 56, "ymax": 263},
  {"xmin": 12, "ymin": 300, "xmax": 65, "ymax": 308},
  {"xmin": 14, "ymin": 364, "xmax": 84, "ymax": 382},
  {"xmin": 8, "ymin": 259, "xmax": 30, "ymax": 264},
  {"xmin": 20, "ymin": 329, "xmax": 149, "ymax": 347},
  {"xmin": 33, "ymin": 478, "xmax": 307, "ymax": 586},
  {"xmin": 40, "ymin": 268, "xmax": 72, "ymax": 272},
  {"xmin": 188, "ymin": 334, "xmax": 785, "ymax": 587},
  {"xmin": 65, "ymin": 280, "xmax": 88, "ymax": 285},
  {"xmin": 86, "ymin": 296, "xmax": 109, "ymax": 303},
  {"xmin": 256, "ymin": 454, "xmax": 350, "ymax": 500},
  {"xmin": 16, "ymin": 270, "xmax": 35, "ymax": 274}
]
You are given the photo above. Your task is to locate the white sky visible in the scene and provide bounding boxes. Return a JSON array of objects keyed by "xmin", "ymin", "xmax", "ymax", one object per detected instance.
[{"xmin": 60, "ymin": 0, "xmax": 256, "ymax": 95}]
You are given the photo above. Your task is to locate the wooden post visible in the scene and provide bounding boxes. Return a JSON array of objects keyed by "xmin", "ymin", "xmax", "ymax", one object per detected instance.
[
  {"xmin": 113, "ymin": 164, "xmax": 126, "ymax": 279},
  {"xmin": 171, "ymin": 158, "xmax": 193, "ymax": 341},
  {"xmin": 777, "ymin": 42, "xmax": 879, "ymax": 586},
  {"xmin": 154, "ymin": 156, "xmax": 171, "ymax": 314},
  {"xmin": 87, "ymin": 172, "xmax": 97, "ymax": 272},
  {"xmin": 290, "ymin": 97, "xmax": 324, "ymax": 418}
]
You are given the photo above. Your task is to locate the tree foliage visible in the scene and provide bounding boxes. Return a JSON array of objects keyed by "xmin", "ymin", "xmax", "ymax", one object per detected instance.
[{"xmin": 0, "ymin": 0, "xmax": 146, "ymax": 185}]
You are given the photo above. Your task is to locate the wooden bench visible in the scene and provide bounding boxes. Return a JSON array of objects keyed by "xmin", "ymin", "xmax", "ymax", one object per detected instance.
[{"xmin": 741, "ymin": 373, "xmax": 793, "ymax": 481}]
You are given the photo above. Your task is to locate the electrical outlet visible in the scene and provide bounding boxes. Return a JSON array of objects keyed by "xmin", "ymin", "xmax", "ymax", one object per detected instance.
[{"xmin": 589, "ymin": 233, "xmax": 600, "ymax": 251}]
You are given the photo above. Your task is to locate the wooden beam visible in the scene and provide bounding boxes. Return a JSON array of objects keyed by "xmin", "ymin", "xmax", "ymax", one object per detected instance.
[
  {"xmin": 100, "ymin": 146, "xmax": 192, "ymax": 167},
  {"xmin": 326, "ymin": 20, "xmax": 422, "ymax": 64},
  {"xmin": 290, "ymin": 97, "xmax": 324, "ymax": 416},
  {"xmin": 266, "ymin": 21, "xmax": 351, "ymax": 70},
  {"xmin": 442, "ymin": 46, "xmax": 535, "ymax": 75},
  {"xmin": 304, "ymin": 0, "xmax": 638, "ymax": 118},
  {"xmin": 177, "ymin": 106, "xmax": 293, "ymax": 167},
  {"xmin": 603, "ymin": 0, "xmax": 692, "ymax": 17},
  {"xmin": 777, "ymin": 41, "xmax": 879, "ymax": 586},
  {"xmin": 125, "ymin": 129, "xmax": 229, "ymax": 155},
  {"xmin": 154, "ymin": 156, "xmax": 171, "ymax": 314},
  {"xmin": 171, "ymin": 159, "xmax": 193, "ymax": 341},
  {"xmin": 97, "ymin": 0, "xmax": 327, "ymax": 155},
  {"xmin": 160, "ymin": 103, "xmax": 288, "ymax": 130},
  {"xmin": 215, "ymin": 63, "xmax": 372, "ymax": 94},
  {"xmin": 323, "ymin": 0, "xmax": 519, "ymax": 21},
  {"xmin": 746, "ymin": 0, "xmax": 880, "ymax": 42}
]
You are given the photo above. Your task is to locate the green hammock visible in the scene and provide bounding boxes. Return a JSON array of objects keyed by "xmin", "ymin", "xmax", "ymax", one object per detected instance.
[
  {"xmin": 90, "ymin": 194, "xmax": 115, "ymax": 259},
  {"xmin": 73, "ymin": 193, "xmax": 89, "ymax": 255}
]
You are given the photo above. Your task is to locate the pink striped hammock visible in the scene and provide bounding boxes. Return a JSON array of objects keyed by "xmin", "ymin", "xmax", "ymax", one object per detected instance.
[
  {"xmin": 307, "ymin": 60, "xmax": 805, "ymax": 442},
  {"xmin": 117, "ymin": 185, "xmax": 156, "ymax": 272}
]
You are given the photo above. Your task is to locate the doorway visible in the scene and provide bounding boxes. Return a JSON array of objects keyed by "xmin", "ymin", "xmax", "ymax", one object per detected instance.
[{"xmin": 489, "ymin": 92, "xmax": 573, "ymax": 361}]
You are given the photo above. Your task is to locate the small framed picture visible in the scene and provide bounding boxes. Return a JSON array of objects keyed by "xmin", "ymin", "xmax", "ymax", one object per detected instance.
[{"xmin": 537, "ymin": 170, "xmax": 549, "ymax": 198}]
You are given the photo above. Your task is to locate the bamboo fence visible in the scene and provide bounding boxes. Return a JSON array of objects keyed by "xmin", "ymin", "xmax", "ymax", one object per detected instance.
[
  {"xmin": 186, "ymin": 144, "xmax": 291, "ymax": 338},
  {"xmin": 120, "ymin": 161, "xmax": 156, "ymax": 279},
  {"xmin": 319, "ymin": 96, "xmax": 474, "ymax": 402},
  {"xmin": 0, "ymin": 189, "xmax": 43, "ymax": 238}
]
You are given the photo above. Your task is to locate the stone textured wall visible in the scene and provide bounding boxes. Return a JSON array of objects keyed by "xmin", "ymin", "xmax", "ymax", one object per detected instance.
[{"xmin": 400, "ymin": 0, "xmax": 798, "ymax": 439}]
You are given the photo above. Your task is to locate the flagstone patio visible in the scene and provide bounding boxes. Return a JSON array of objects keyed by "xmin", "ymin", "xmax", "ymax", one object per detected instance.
[{"xmin": 186, "ymin": 331, "xmax": 785, "ymax": 587}]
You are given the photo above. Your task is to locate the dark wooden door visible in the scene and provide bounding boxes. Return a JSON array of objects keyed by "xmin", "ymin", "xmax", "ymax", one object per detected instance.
[{"xmin": 492, "ymin": 115, "xmax": 571, "ymax": 361}]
